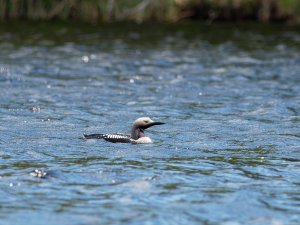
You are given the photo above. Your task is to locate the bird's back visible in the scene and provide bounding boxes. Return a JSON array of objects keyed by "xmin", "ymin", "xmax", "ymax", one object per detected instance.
[{"xmin": 84, "ymin": 133, "xmax": 132, "ymax": 143}]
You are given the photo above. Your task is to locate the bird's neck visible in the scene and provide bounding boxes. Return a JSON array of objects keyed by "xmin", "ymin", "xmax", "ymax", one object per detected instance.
[{"xmin": 131, "ymin": 126, "xmax": 145, "ymax": 140}]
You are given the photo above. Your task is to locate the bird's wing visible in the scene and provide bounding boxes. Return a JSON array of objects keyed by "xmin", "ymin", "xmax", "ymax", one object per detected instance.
[
  {"xmin": 84, "ymin": 133, "xmax": 132, "ymax": 143},
  {"xmin": 84, "ymin": 134, "xmax": 106, "ymax": 139}
]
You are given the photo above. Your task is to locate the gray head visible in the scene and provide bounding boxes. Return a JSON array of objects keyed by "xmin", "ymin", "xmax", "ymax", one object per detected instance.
[{"xmin": 130, "ymin": 117, "xmax": 165, "ymax": 140}]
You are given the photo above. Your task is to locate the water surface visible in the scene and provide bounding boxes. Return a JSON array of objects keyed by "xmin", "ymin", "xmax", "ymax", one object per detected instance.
[{"xmin": 0, "ymin": 22, "xmax": 300, "ymax": 225}]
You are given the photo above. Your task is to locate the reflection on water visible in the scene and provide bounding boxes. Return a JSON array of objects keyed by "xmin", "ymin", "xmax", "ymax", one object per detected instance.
[{"xmin": 0, "ymin": 22, "xmax": 300, "ymax": 225}]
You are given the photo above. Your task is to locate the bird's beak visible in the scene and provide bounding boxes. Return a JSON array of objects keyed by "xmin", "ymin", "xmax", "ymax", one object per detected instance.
[
  {"xmin": 151, "ymin": 122, "xmax": 165, "ymax": 126},
  {"xmin": 143, "ymin": 121, "xmax": 165, "ymax": 129}
]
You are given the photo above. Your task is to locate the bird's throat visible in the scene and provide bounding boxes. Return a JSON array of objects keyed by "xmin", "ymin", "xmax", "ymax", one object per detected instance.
[{"xmin": 139, "ymin": 129, "xmax": 145, "ymax": 138}]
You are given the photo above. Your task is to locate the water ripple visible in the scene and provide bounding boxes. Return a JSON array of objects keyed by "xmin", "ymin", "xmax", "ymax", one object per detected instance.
[{"xmin": 0, "ymin": 22, "xmax": 300, "ymax": 225}]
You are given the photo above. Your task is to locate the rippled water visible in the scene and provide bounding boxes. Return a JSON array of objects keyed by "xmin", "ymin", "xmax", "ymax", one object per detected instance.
[{"xmin": 0, "ymin": 22, "xmax": 300, "ymax": 225}]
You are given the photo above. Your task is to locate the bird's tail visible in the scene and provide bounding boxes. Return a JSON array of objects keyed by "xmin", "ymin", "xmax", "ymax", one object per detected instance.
[{"xmin": 83, "ymin": 134, "xmax": 106, "ymax": 139}]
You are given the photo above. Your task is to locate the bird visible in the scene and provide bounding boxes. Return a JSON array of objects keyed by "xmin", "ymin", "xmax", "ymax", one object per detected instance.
[{"xmin": 83, "ymin": 117, "xmax": 165, "ymax": 144}]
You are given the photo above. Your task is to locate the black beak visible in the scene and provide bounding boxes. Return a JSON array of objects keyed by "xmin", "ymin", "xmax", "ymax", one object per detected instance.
[{"xmin": 143, "ymin": 121, "xmax": 165, "ymax": 129}]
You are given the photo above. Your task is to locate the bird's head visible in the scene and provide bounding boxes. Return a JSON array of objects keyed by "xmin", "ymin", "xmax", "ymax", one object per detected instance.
[{"xmin": 131, "ymin": 117, "xmax": 165, "ymax": 139}]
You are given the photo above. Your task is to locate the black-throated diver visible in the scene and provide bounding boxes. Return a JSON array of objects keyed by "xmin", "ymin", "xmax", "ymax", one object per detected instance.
[{"xmin": 84, "ymin": 117, "xmax": 165, "ymax": 144}]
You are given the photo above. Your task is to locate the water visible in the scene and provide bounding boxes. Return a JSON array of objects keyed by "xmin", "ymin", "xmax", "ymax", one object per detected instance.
[{"xmin": 0, "ymin": 22, "xmax": 300, "ymax": 225}]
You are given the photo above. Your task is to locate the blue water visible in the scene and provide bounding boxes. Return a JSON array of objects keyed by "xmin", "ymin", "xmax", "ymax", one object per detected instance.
[{"xmin": 0, "ymin": 22, "xmax": 300, "ymax": 225}]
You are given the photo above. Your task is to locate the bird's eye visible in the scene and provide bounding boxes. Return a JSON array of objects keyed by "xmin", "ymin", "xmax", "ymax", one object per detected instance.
[{"xmin": 144, "ymin": 120, "xmax": 149, "ymax": 123}]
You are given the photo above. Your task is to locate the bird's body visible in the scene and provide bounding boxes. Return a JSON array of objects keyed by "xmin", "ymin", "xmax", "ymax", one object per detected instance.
[
  {"xmin": 83, "ymin": 133, "xmax": 132, "ymax": 143},
  {"xmin": 84, "ymin": 117, "xmax": 164, "ymax": 144}
]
